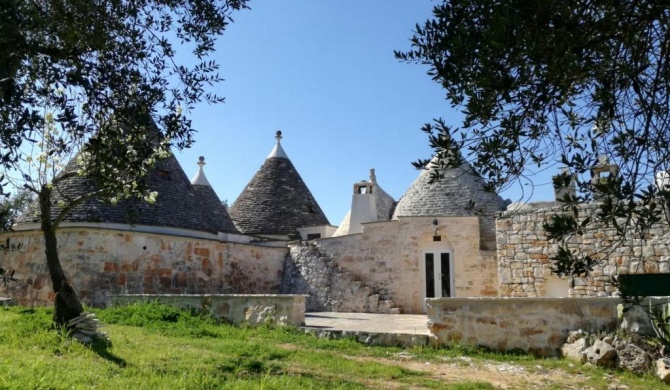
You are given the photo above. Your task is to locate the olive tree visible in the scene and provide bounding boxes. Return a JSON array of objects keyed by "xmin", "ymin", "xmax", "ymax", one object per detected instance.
[
  {"xmin": 396, "ymin": 0, "xmax": 670, "ymax": 277},
  {"xmin": 0, "ymin": 0, "xmax": 248, "ymax": 325}
]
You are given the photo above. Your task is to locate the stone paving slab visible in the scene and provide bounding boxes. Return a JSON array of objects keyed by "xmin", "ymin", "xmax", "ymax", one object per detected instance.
[
  {"xmin": 302, "ymin": 312, "xmax": 431, "ymax": 348},
  {"xmin": 304, "ymin": 312, "xmax": 430, "ymax": 335}
]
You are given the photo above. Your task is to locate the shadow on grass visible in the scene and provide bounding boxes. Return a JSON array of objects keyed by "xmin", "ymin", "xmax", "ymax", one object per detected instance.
[{"xmin": 91, "ymin": 340, "xmax": 128, "ymax": 367}]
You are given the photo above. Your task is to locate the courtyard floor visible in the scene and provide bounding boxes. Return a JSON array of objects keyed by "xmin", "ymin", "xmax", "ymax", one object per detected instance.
[{"xmin": 303, "ymin": 312, "xmax": 430, "ymax": 335}]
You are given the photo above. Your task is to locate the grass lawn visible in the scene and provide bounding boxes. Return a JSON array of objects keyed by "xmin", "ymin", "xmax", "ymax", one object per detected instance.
[{"xmin": 0, "ymin": 302, "xmax": 665, "ymax": 389}]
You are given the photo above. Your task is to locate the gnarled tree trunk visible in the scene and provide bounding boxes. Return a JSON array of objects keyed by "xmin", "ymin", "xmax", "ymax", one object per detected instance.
[{"xmin": 39, "ymin": 187, "xmax": 83, "ymax": 326}]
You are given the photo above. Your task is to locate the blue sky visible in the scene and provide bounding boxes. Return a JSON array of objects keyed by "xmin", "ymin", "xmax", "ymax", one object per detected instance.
[{"xmin": 175, "ymin": 1, "xmax": 556, "ymax": 225}]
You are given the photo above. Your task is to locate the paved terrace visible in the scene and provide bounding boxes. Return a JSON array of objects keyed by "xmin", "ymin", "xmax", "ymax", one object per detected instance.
[{"xmin": 302, "ymin": 312, "xmax": 431, "ymax": 348}]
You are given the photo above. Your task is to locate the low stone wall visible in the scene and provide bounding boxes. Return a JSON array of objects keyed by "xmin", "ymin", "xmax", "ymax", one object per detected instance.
[
  {"xmin": 1, "ymin": 228, "xmax": 287, "ymax": 307},
  {"xmin": 427, "ymin": 298, "xmax": 624, "ymax": 356},
  {"xmin": 112, "ymin": 294, "xmax": 307, "ymax": 326}
]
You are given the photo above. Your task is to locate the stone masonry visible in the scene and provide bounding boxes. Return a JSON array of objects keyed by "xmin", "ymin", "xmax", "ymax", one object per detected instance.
[
  {"xmin": 281, "ymin": 242, "xmax": 397, "ymax": 313},
  {"xmin": 427, "ymin": 297, "xmax": 621, "ymax": 356},
  {"xmin": 393, "ymin": 162, "xmax": 507, "ymax": 251},
  {"xmin": 283, "ymin": 216, "xmax": 498, "ymax": 314},
  {"xmin": 1, "ymin": 228, "xmax": 287, "ymax": 307},
  {"xmin": 497, "ymin": 204, "xmax": 670, "ymax": 297}
]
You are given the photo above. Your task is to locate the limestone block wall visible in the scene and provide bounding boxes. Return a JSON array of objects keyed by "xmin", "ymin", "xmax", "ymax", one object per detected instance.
[
  {"xmin": 284, "ymin": 216, "xmax": 498, "ymax": 314},
  {"xmin": 0, "ymin": 228, "xmax": 287, "ymax": 307},
  {"xmin": 497, "ymin": 204, "xmax": 670, "ymax": 297},
  {"xmin": 428, "ymin": 297, "xmax": 623, "ymax": 356}
]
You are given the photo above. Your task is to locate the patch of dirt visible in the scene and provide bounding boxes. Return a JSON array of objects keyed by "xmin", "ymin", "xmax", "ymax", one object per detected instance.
[{"xmin": 351, "ymin": 353, "xmax": 605, "ymax": 390}]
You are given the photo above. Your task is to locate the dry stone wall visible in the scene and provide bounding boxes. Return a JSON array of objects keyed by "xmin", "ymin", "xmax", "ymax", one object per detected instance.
[
  {"xmin": 283, "ymin": 216, "xmax": 498, "ymax": 314},
  {"xmin": 1, "ymin": 228, "xmax": 287, "ymax": 307},
  {"xmin": 280, "ymin": 242, "xmax": 395, "ymax": 313},
  {"xmin": 427, "ymin": 297, "xmax": 622, "ymax": 356},
  {"xmin": 497, "ymin": 204, "xmax": 670, "ymax": 297}
]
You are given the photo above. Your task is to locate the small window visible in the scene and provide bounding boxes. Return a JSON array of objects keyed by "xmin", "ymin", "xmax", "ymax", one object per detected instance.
[
  {"xmin": 433, "ymin": 235, "xmax": 441, "ymax": 242},
  {"xmin": 306, "ymin": 233, "xmax": 321, "ymax": 240},
  {"xmin": 357, "ymin": 186, "xmax": 367, "ymax": 194}
]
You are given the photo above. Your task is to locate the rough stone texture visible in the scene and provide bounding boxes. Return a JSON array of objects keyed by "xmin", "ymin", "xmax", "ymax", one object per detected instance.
[
  {"xmin": 561, "ymin": 337, "xmax": 588, "ymax": 362},
  {"xmin": 496, "ymin": 203, "xmax": 670, "ymax": 298},
  {"xmin": 373, "ymin": 182, "xmax": 396, "ymax": 221},
  {"xmin": 302, "ymin": 328, "xmax": 431, "ymax": 348},
  {"xmin": 229, "ymin": 156, "xmax": 329, "ymax": 238},
  {"xmin": 281, "ymin": 243, "xmax": 397, "ymax": 313},
  {"xmin": 616, "ymin": 343, "xmax": 650, "ymax": 374},
  {"xmin": 566, "ymin": 329, "xmax": 586, "ymax": 343},
  {"xmin": 585, "ymin": 339, "xmax": 617, "ymax": 367},
  {"xmin": 393, "ymin": 162, "xmax": 507, "ymax": 250},
  {"xmin": 620, "ymin": 304, "xmax": 656, "ymax": 335},
  {"xmin": 19, "ymin": 153, "xmax": 239, "ymax": 234},
  {"xmin": 192, "ymin": 184, "xmax": 239, "ymax": 234},
  {"xmin": 427, "ymin": 298, "xmax": 621, "ymax": 356},
  {"xmin": 656, "ymin": 358, "xmax": 670, "ymax": 383},
  {"xmin": 2, "ymin": 228, "xmax": 287, "ymax": 307},
  {"xmin": 112, "ymin": 294, "xmax": 306, "ymax": 326},
  {"xmin": 284, "ymin": 216, "xmax": 498, "ymax": 314}
]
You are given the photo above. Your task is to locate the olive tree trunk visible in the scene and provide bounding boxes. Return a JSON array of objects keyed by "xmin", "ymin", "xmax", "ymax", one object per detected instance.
[{"xmin": 39, "ymin": 187, "xmax": 83, "ymax": 326}]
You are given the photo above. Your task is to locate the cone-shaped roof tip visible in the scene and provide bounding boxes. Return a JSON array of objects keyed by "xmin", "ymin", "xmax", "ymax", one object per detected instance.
[
  {"xmin": 267, "ymin": 130, "xmax": 288, "ymax": 159},
  {"xmin": 191, "ymin": 156, "xmax": 212, "ymax": 186}
]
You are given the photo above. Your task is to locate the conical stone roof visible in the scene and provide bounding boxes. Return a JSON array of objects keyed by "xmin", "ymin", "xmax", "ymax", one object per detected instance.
[
  {"xmin": 228, "ymin": 131, "xmax": 330, "ymax": 238},
  {"xmin": 393, "ymin": 159, "xmax": 507, "ymax": 249},
  {"xmin": 190, "ymin": 156, "xmax": 239, "ymax": 234},
  {"xmin": 19, "ymin": 152, "xmax": 239, "ymax": 235}
]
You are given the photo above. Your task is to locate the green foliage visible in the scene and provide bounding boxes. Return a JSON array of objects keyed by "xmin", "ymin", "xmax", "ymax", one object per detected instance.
[
  {"xmin": 0, "ymin": 235, "xmax": 23, "ymax": 290},
  {"xmin": 649, "ymin": 301, "xmax": 670, "ymax": 349},
  {"xmin": 398, "ymin": 0, "xmax": 670, "ymax": 277},
  {"xmin": 1, "ymin": 303, "xmax": 668, "ymax": 389},
  {"xmin": 0, "ymin": 190, "xmax": 33, "ymax": 231},
  {"xmin": 98, "ymin": 301, "xmax": 221, "ymax": 338}
]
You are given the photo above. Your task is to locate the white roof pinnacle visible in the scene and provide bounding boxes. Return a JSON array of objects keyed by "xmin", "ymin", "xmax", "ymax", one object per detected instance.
[
  {"xmin": 267, "ymin": 130, "xmax": 288, "ymax": 159},
  {"xmin": 190, "ymin": 156, "xmax": 212, "ymax": 186}
]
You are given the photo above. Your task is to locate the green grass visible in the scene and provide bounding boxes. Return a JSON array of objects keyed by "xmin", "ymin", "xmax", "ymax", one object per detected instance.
[{"xmin": 0, "ymin": 302, "xmax": 665, "ymax": 389}]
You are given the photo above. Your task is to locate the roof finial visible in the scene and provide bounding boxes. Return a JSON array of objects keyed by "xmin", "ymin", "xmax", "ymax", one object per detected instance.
[
  {"xmin": 191, "ymin": 156, "xmax": 211, "ymax": 186},
  {"xmin": 267, "ymin": 130, "xmax": 288, "ymax": 159}
]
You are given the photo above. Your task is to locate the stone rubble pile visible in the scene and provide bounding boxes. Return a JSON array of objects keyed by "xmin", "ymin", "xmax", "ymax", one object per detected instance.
[
  {"xmin": 561, "ymin": 329, "xmax": 670, "ymax": 382},
  {"xmin": 67, "ymin": 312, "xmax": 108, "ymax": 344}
]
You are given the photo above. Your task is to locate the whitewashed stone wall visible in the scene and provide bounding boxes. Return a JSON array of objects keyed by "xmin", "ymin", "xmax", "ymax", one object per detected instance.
[
  {"xmin": 1, "ymin": 228, "xmax": 287, "ymax": 307},
  {"xmin": 284, "ymin": 216, "xmax": 499, "ymax": 314},
  {"xmin": 497, "ymin": 204, "xmax": 670, "ymax": 297}
]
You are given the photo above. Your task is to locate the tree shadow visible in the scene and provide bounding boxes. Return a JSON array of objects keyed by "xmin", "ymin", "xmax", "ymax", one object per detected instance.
[{"xmin": 90, "ymin": 340, "xmax": 128, "ymax": 368}]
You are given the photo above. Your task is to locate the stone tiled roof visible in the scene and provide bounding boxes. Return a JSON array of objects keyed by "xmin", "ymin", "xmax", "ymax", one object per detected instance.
[
  {"xmin": 393, "ymin": 162, "xmax": 506, "ymax": 218},
  {"xmin": 373, "ymin": 181, "xmax": 396, "ymax": 221},
  {"xmin": 19, "ymin": 153, "xmax": 239, "ymax": 235},
  {"xmin": 229, "ymin": 142, "xmax": 330, "ymax": 238},
  {"xmin": 392, "ymin": 161, "xmax": 507, "ymax": 249}
]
